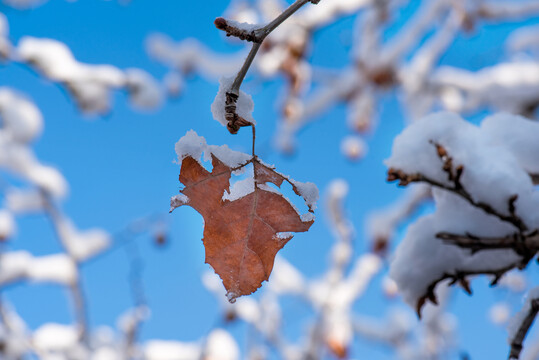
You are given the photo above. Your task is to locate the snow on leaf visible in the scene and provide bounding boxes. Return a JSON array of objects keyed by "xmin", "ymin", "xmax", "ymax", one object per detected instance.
[{"xmin": 171, "ymin": 132, "xmax": 316, "ymax": 302}]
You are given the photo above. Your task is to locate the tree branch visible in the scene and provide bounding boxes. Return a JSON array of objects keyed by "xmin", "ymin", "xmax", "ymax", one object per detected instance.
[
  {"xmin": 214, "ymin": 0, "xmax": 320, "ymax": 134},
  {"xmin": 41, "ymin": 191, "xmax": 89, "ymax": 344},
  {"xmin": 387, "ymin": 142, "xmax": 528, "ymax": 232},
  {"xmin": 509, "ymin": 297, "xmax": 539, "ymax": 360},
  {"xmin": 415, "ymin": 263, "xmax": 520, "ymax": 317},
  {"xmin": 437, "ymin": 231, "xmax": 539, "ymax": 262}
]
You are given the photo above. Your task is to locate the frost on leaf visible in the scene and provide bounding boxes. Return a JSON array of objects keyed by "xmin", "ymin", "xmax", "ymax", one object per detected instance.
[{"xmin": 171, "ymin": 131, "xmax": 316, "ymax": 302}]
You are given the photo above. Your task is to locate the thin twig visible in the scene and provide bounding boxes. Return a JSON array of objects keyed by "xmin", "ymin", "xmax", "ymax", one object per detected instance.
[
  {"xmin": 230, "ymin": 42, "xmax": 262, "ymax": 97},
  {"xmin": 41, "ymin": 191, "xmax": 89, "ymax": 344},
  {"xmin": 509, "ymin": 298, "xmax": 539, "ymax": 360},
  {"xmin": 387, "ymin": 142, "xmax": 528, "ymax": 232},
  {"xmin": 251, "ymin": 124, "xmax": 256, "ymax": 157},
  {"xmin": 437, "ymin": 231, "xmax": 539, "ymax": 258},
  {"xmin": 415, "ymin": 263, "xmax": 521, "ymax": 317},
  {"xmin": 215, "ymin": 0, "xmax": 320, "ymax": 134}
]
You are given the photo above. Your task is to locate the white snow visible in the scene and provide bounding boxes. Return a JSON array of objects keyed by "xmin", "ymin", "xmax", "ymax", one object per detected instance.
[
  {"xmin": 117, "ymin": 306, "xmax": 149, "ymax": 334},
  {"xmin": 268, "ymin": 256, "xmax": 305, "ymax": 294},
  {"xmin": 0, "ymin": 88, "xmax": 43, "ymax": 143},
  {"xmin": 170, "ymin": 194, "xmax": 189, "ymax": 212},
  {"xmin": 256, "ymin": 182, "xmax": 316, "ymax": 224},
  {"xmin": 26, "ymin": 164, "xmax": 68, "ymax": 198},
  {"xmin": 17, "ymin": 37, "xmax": 124, "ymax": 84},
  {"xmin": 145, "ymin": 34, "xmax": 244, "ymax": 80},
  {"xmin": 289, "ymin": 179, "xmax": 319, "ymax": 211},
  {"xmin": 234, "ymin": 297, "xmax": 260, "ymax": 323},
  {"xmin": 124, "ymin": 68, "xmax": 164, "ymax": 110},
  {"xmin": 0, "ymin": 17, "xmax": 8, "ymax": 59},
  {"xmin": 301, "ymin": 212, "xmax": 315, "ymax": 222},
  {"xmin": 205, "ymin": 328, "xmax": 239, "ymax": 360},
  {"xmin": 163, "ymin": 71, "xmax": 183, "ymax": 97},
  {"xmin": 0, "ymin": 209, "xmax": 15, "ymax": 240},
  {"xmin": 33, "ymin": 323, "xmax": 78, "ymax": 352},
  {"xmin": 390, "ymin": 189, "xmax": 521, "ymax": 307},
  {"xmin": 386, "ymin": 112, "xmax": 539, "ymax": 307},
  {"xmin": 0, "ymin": 251, "xmax": 77, "ymax": 285},
  {"xmin": 367, "ymin": 184, "xmax": 430, "ymax": 246},
  {"xmin": 0, "ymin": 88, "xmax": 68, "ymax": 198},
  {"xmin": 17, "ymin": 37, "xmax": 162, "ymax": 114},
  {"xmin": 298, "ymin": 0, "xmax": 371, "ymax": 28},
  {"xmin": 432, "ymin": 62, "xmax": 539, "ymax": 114},
  {"xmin": 328, "ymin": 179, "xmax": 349, "ymax": 200},
  {"xmin": 5, "ymin": 188, "xmax": 45, "ymax": 213},
  {"xmin": 386, "ymin": 111, "xmax": 539, "ymax": 228},
  {"xmin": 507, "ymin": 24, "xmax": 539, "ymax": 53},
  {"xmin": 275, "ymin": 232, "xmax": 293, "ymax": 240},
  {"xmin": 226, "ymin": 20, "xmax": 261, "ymax": 33},
  {"xmin": 3, "ymin": 0, "xmax": 47, "ymax": 9},
  {"xmin": 211, "ymin": 77, "xmax": 255, "ymax": 128},
  {"xmin": 498, "ymin": 271, "xmax": 527, "ymax": 293},
  {"xmin": 174, "ymin": 130, "xmax": 251, "ymax": 169},
  {"xmin": 340, "ymin": 135, "xmax": 368, "ymax": 161},
  {"xmin": 57, "ymin": 219, "xmax": 111, "ymax": 262},
  {"xmin": 223, "ymin": 176, "xmax": 255, "ymax": 202},
  {"xmin": 27, "ymin": 254, "xmax": 77, "ymax": 284},
  {"xmin": 144, "ymin": 340, "xmax": 200, "ymax": 360},
  {"xmin": 489, "ymin": 302, "xmax": 511, "ymax": 325},
  {"xmin": 481, "ymin": 113, "xmax": 539, "ymax": 176}
]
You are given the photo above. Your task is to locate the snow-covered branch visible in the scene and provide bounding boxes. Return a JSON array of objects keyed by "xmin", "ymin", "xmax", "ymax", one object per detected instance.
[{"xmin": 508, "ymin": 288, "xmax": 539, "ymax": 360}]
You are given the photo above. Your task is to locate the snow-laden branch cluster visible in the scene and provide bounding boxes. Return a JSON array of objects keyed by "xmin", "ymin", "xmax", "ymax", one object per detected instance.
[
  {"xmin": 0, "ymin": 14, "xmax": 163, "ymax": 115},
  {"xmin": 0, "ymin": 87, "xmax": 112, "ymax": 356},
  {"xmin": 0, "ymin": 85, "xmax": 167, "ymax": 360},
  {"xmin": 387, "ymin": 111, "xmax": 539, "ymax": 357}
]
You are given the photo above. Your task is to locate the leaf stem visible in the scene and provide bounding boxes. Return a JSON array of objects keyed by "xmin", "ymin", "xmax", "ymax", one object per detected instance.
[{"xmin": 251, "ymin": 124, "xmax": 256, "ymax": 157}]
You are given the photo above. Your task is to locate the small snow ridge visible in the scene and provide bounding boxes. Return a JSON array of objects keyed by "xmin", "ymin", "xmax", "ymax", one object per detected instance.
[
  {"xmin": 175, "ymin": 130, "xmax": 251, "ymax": 168},
  {"xmin": 170, "ymin": 194, "xmax": 189, "ymax": 212},
  {"xmin": 222, "ymin": 177, "xmax": 255, "ymax": 202},
  {"xmin": 290, "ymin": 179, "xmax": 319, "ymax": 210},
  {"xmin": 275, "ymin": 232, "xmax": 293, "ymax": 240},
  {"xmin": 226, "ymin": 20, "xmax": 261, "ymax": 32},
  {"xmin": 301, "ymin": 212, "xmax": 315, "ymax": 222}
]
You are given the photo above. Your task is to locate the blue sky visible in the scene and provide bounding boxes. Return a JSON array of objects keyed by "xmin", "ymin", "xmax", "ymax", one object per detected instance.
[{"xmin": 1, "ymin": 0, "xmax": 538, "ymax": 359}]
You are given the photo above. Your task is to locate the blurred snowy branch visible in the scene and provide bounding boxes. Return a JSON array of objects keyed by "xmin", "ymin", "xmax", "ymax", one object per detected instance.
[{"xmin": 145, "ymin": 0, "xmax": 539, "ymax": 153}]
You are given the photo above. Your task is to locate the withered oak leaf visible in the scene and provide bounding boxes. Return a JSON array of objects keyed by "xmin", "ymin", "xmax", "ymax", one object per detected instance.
[{"xmin": 175, "ymin": 154, "xmax": 314, "ymax": 302}]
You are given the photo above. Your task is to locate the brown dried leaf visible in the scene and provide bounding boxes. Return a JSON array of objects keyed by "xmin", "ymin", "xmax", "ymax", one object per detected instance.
[{"xmin": 175, "ymin": 155, "xmax": 314, "ymax": 302}]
